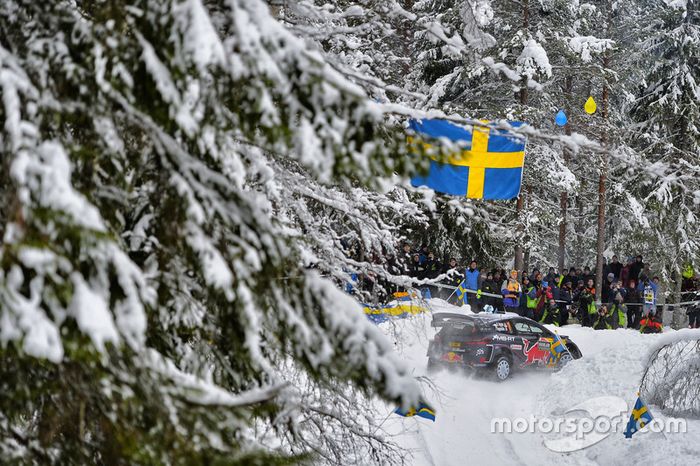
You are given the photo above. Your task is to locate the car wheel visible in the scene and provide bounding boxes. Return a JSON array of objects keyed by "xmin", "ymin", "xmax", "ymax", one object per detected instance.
[
  {"xmin": 493, "ymin": 355, "xmax": 511, "ymax": 381},
  {"xmin": 557, "ymin": 353, "xmax": 573, "ymax": 368}
]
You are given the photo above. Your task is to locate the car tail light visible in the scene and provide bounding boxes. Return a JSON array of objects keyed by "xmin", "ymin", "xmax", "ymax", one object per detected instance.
[{"xmin": 479, "ymin": 357, "xmax": 487, "ymax": 363}]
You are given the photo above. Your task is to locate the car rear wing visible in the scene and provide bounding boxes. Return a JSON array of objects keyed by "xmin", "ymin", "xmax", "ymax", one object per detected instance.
[{"xmin": 430, "ymin": 312, "xmax": 475, "ymax": 328}]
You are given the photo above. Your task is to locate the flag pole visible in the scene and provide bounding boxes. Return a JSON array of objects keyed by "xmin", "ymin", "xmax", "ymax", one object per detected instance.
[{"xmin": 371, "ymin": 408, "xmax": 395, "ymax": 437}]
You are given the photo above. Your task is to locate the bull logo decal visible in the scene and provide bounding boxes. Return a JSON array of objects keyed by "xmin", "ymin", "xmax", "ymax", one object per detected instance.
[{"xmin": 521, "ymin": 338, "xmax": 548, "ymax": 365}]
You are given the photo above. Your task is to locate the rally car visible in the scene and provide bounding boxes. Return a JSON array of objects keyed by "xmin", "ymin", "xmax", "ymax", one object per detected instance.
[{"xmin": 426, "ymin": 313, "xmax": 582, "ymax": 381}]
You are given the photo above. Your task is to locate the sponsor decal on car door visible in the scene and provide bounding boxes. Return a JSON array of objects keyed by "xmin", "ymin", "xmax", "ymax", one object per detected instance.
[{"xmin": 521, "ymin": 338, "xmax": 551, "ymax": 366}]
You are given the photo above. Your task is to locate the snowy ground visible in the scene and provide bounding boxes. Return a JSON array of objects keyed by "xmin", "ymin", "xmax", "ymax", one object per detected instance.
[{"xmin": 374, "ymin": 299, "xmax": 700, "ymax": 466}]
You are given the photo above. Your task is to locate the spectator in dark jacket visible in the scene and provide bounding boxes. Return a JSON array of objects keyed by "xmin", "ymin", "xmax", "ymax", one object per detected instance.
[
  {"xmin": 625, "ymin": 279, "xmax": 643, "ymax": 329},
  {"xmin": 601, "ymin": 272, "xmax": 616, "ymax": 303},
  {"xmin": 620, "ymin": 259, "xmax": 631, "ymax": 287},
  {"xmin": 545, "ymin": 267, "xmax": 558, "ymax": 285},
  {"xmin": 480, "ymin": 271, "xmax": 499, "ymax": 313},
  {"xmin": 410, "ymin": 253, "xmax": 425, "ymax": 279},
  {"xmin": 423, "ymin": 252, "xmax": 441, "ymax": 279},
  {"xmin": 579, "ymin": 279, "xmax": 597, "ymax": 327},
  {"xmin": 521, "ymin": 276, "xmax": 537, "ymax": 319},
  {"xmin": 558, "ymin": 280, "xmax": 574, "ymax": 326},
  {"xmin": 594, "ymin": 305, "xmax": 613, "ymax": 330},
  {"xmin": 629, "ymin": 255, "xmax": 644, "ymax": 282},
  {"xmin": 540, "ymin": 298, "xmax": 560, "ymax": 326},
  {"xmin": 608, "ymin": 255, "xmax": 623, "ymax": 279},
  {"xmin": 610, "ymin": 294, "xmax": 627, "ymax": 329}
]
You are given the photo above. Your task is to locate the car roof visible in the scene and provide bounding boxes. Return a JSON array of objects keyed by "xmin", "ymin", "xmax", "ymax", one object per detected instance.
[{"xmin": 432, "ymin": 312, "xmax": 516, "ymax": 326}]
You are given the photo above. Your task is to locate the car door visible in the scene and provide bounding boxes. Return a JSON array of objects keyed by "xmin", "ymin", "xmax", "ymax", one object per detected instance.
[{"xmin": 512, "ymin": 319, "xmax": 552, "ymax": 366}]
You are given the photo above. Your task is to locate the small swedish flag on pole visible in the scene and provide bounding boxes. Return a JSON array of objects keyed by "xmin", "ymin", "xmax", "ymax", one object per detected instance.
[
  {"xmin": 455, "ymin": 279, "xmax": 468, "ymax": 305},
  {"xmin": 394, "ymin": 401, "xmax": 436, "ymax": 422},
  {"xmin": 550, "ymin": 332, "xmax": 567, "ymax": 356},
  {"xmin": 546, "ymin": 331, "xmax": 569, "ymax": 367},
  {"xmin": 624, "ymin": 394, "xmax": 654, "ymax": 438}
]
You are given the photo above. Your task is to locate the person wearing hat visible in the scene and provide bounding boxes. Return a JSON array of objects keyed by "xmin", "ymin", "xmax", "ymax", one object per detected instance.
[
  {"xmin": 539, "ymin": 298, "xmax": 560, "ymax": 326},
  {"xmin": 558, "ymin": 280, "xmax": 574, "ymax": 326},
  {"xmin": 480, "ymin": 271, "xmax": 499, "ymax": 313},
  {"xmin": 607, "ymin": 255, "xmax": 623, "ymax": 279},
  {"xmin": 629, "ymin": 255, "xmax": 645, "ymax": 282},
  {"xmin": 601, "ymin": 272, "xmax": 616, "ymax": 303},
  {"xmin": 464, "ymin": 260, "xmax": 481, "ymax": 311},
  {"xmin": 501, "ymin": 270, "xmax": 522, "ymax": 313},
  {"xmin": 594, "ymin": 305, "xmax": 613, "ymax": 330},
  {"xmin": 609, "ymin": 291, "xmax": 627, "ymax": 329}
]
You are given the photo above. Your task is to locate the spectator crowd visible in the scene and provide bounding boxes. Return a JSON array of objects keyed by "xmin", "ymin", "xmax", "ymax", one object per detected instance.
[{"xmin": 358, "ymin": 243, "xmax": 700, "ymax": 333}]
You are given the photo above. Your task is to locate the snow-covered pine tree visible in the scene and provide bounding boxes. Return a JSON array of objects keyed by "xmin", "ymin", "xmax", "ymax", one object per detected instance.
[
  {"xmin": 0, "ymin": 0, "xmax": 429, "ymax": 463},
  {"xmin": 629, "ymin": 0, "xmax": 700, "ymax": 323}
]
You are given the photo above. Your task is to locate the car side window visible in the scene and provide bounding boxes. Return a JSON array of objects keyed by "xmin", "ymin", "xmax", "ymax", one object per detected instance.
[
  {"xmin": 513, "ymin": 321, "xmax": 533, "ymax": 334},
  {"xmin": 529, "ymin": 322, "xmax": 552, "ymax": 336},
  {"xmin": 514, "ymin": 321, "xmax": 546, "ymax": 336},
  {"xmin": 492, "ymin": 321, "xmax": 513, "ymax": 334}
]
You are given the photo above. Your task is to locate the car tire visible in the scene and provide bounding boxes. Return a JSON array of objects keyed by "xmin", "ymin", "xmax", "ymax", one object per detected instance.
[
  {"xmin": 557, "ymin": 352, "xmax": 573, "ymax": 369},
  {"xmin": 493, "ymin": 355, "xmax": 512, "ymax": 382}
]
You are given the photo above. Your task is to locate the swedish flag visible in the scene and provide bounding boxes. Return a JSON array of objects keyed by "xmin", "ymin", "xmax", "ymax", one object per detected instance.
[
  {"xmin": 624, "ymin": 396, "xmax": 654, "ymax": 438},
  {"xmin": 394, "ymin": 401, "xmax": 436, "ymax": 422},
  {"xmin": 409, "ymin": 119, "xmax": 527, "ymax": 200},
  {"xmin": 455, "ymin": 279, "xmax": 468, "ymax": 305},
  {"xmin": 550, "ymin": 333, "xmax": 567, "ymax": 356}
]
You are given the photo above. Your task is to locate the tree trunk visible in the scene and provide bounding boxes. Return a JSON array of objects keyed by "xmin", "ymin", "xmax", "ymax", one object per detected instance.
[
  {"xmin": 672, "ymin": 269, "xmax": 687, "ymax": 329},
  {"xmin": 515, "ymin": 193, "xmax": 525, "ymax": 272},
  {"xmin": 557, "ymin": 75, "xmax": 573, "ymax": 272},
  {"xmin": 558, "ymin": 192, "xmax": 568, "ymax": 272},
  {"xmin": 595, "ymin": 53, "xmax": 610, "ymax": 302},
  {"xmin": 515, "ymin": 0, "xmax": 530, "ymax": 273}
]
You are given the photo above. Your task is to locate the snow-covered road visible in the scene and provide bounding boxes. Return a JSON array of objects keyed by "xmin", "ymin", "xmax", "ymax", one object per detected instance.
[{"xmin": 375, "ymin": 299, "xmax": 700, "ymax": 465}]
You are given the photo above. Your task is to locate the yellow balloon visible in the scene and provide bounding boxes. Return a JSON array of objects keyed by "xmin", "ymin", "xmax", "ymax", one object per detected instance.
[{"xmin": 584, "ymin": 96, "xmax": 597, "ymax": 114}]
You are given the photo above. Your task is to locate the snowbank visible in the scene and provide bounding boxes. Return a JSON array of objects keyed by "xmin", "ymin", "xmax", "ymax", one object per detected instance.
[{"xmin": 371, "ymin": 300, "xmax": 700, "ymax": 465}]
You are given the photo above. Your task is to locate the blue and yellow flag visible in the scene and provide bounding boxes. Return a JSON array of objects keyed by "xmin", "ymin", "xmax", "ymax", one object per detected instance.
[
  {"xmin": 624, "ymin": 396, "xmax": 654, "ymax": 438},
  {"xmin": 395, "ymin": 401, "xmax": 436, "ymax": 422},
  {"xmin": 550, "ymin": 333, "xmax": 567, "ymax": 356},
  {"xmin": 409, "ymin": 119, "xmax": 527, "ymax": 200},
  {"xmin": 455, "ymin": 279, "xmax": 468, "ymax": 305}
]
